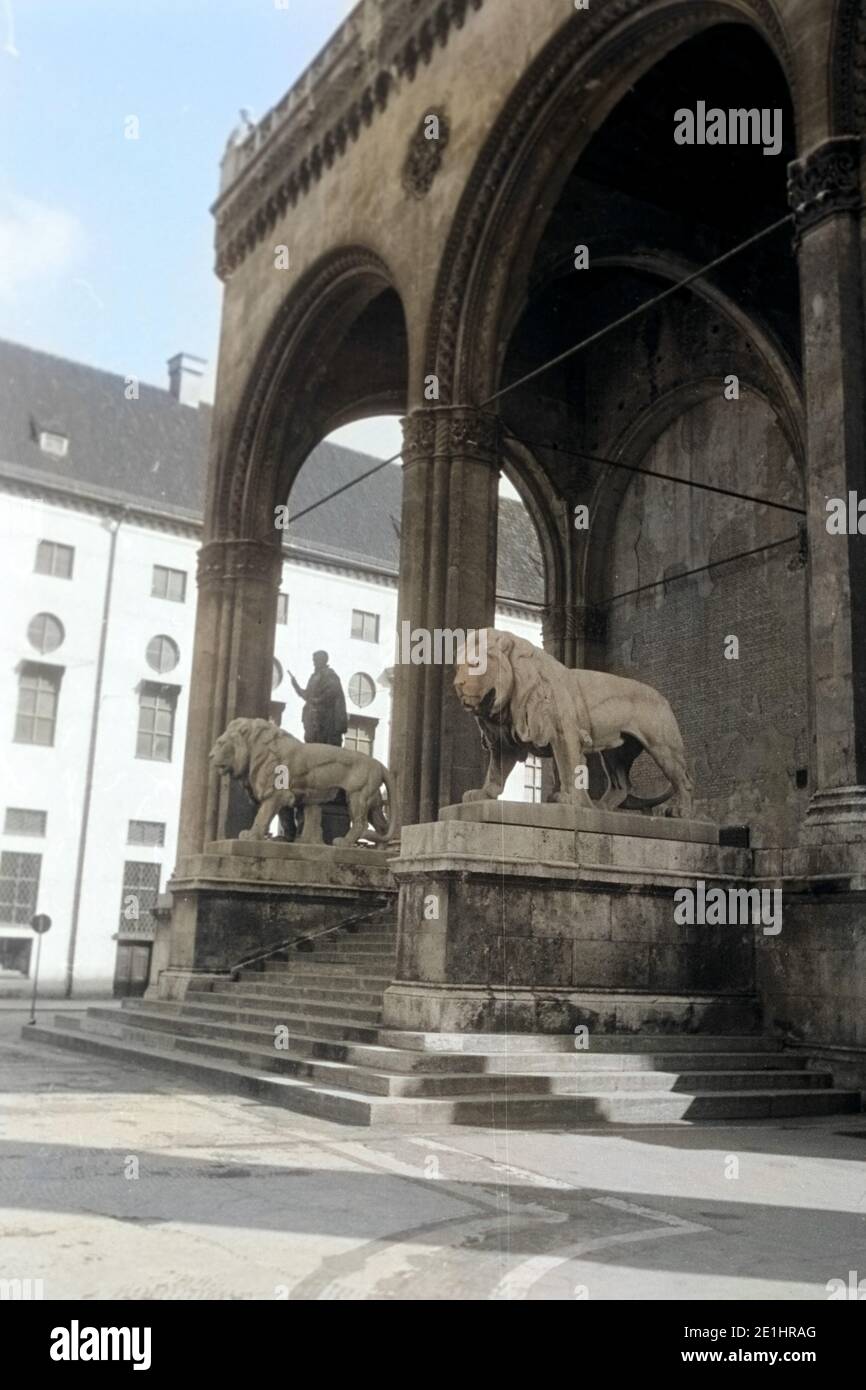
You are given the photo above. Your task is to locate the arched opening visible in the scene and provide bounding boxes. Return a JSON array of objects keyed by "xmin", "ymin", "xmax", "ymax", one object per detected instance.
[
  {"xmin": 443, "ymin": 19, "xmax": 805, "ymax": 838},
  {"xmin": 270, "ymin": 411, "xmax": 548, "ymax": 815}
]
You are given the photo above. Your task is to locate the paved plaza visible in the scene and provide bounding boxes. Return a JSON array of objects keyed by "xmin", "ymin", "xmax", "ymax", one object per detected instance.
[{"xmin": 2, "ymin": 1007, "xmax": 864, "ymax": 1301}]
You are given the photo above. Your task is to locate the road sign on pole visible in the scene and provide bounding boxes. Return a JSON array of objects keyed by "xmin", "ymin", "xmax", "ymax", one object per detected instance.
[{"xmin": 28, "ymin": 914, "xmax": 52, "ymax": 1025}]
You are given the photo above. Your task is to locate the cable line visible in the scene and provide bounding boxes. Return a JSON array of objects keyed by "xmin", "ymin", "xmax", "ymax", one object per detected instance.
[
  {"xmin": 599, "ymin": 533, "xmax": 801, "ymax": 608},
  {"xmin": 283, "ymin": 210, "xmax": 795, "ymax": 524},
  {"xmin": 481, "ymin": 211, "xmax": 795, "ymax": 407},
  {"xmin": 502, "ymin": 427, "xmax": 805, "ymax": 517},
  {"xmin": 287, "ymin": 453, "xmax": 400, "ymax": 525}
]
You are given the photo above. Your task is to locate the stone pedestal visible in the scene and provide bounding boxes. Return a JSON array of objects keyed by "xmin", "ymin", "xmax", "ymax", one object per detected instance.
[
  {"xmin": 150, "ymin": 841, "xmax": 395, "ymax": 999},
  {"xmin": 384, "ymin": 802, "xmax": 755, "ymax": 1034}
]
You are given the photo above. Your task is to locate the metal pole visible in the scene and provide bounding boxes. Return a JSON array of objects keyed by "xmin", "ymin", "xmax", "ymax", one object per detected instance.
[{"xmin": 28, "ymin": 930, "xmax": 43, "ymax": 1025}]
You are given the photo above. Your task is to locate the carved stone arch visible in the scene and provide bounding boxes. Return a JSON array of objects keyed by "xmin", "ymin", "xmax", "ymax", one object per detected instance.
[
  {"xmin": 596, "ymin": 249, "xmax": 804, "ymax": 449},
  {"xmin": 832, "ymin": 0, "xmax": 866, "ymax": 134},
  {"xmin": 214, "ymin": 246, "xmax": 405, "ymax": 543},
  {"xmin": 582, "ymin": 375, "xmax": 805, "ymax": 616},
  {"xmin": 426, "ymin": 0, "xmax": 797, "ymax": 405}
]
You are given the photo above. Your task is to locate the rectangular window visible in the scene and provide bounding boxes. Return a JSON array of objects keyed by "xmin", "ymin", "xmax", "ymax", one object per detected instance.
[
  {"xmin": 35, "ymin": 540, "xmax": 74, "ymax": 579},
  {"xmin": 127, "ymin": 819, "xmax": 166, "ymax": 847},
  {"xmin": 118, "ymin": 861, "xmax": 161, "ymax": 935},
  {"xmin": 0, "ymin": 851, "xmax": 41, "ymax": 925},
  {"xmin": 136, "ymin": 685, "xmax": 177, "ymax": 761},
  {"xmin": 276, "ymin": 593, "xmax": 289, "ymax": 625},
  {"xmin": 524, "ymin": 755, "xmax": 543, "ymax": 804},
  {"xmin": 14, "ymin": 665, "xmax": 61, "ymax": 746},
  {"xmin": 4, "ymin": 808, "xmax": 47, "ymax": 837},
  {"xmin": 0, "ymin": 937, "xmax": 32, "ymax": 974},
  {"xmin": 151, "ymin": 564, "xmax": 187, "ymax": 602},
  {"xmin": 344, "ymin": 718, "xmax": 375, "ymax": 759},
  {"xmin": 351, "ymin": 609, "xmax": 380, "ymax": 643}
]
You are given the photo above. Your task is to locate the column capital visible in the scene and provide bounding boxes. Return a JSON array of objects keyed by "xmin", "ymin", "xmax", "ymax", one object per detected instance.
[
  {"xmin": 788, "ymin": 135, "xmax": 861, "ymax": 238},
  {"xmin": 401, "ymin": 409, "xmax": 438, "ymax": 465},
  {"xmin": 401, "ymin": 405, "xmax": 501, "ymax": 466},
  {"xmin": 542, "ymin": 602, "xmax": 607, "ymax": 645},
  {"xmin": 197, "ymin": 539, "xmax": 283, "ymax": 590}
]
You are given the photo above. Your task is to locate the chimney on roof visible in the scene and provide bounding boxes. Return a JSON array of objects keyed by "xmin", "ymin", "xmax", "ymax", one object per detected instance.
[{"xmin": 167, "ymin": 352, "xmax": 207, "ymax": 408}]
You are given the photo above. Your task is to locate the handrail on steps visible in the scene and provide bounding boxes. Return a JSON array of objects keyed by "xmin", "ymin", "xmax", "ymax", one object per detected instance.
[{"xmin": 230, "ymin": 897, "xmax": 393, "ymax": 979}]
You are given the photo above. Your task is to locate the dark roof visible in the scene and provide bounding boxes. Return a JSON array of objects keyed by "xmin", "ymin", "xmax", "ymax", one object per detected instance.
[
  {"xmin": 0, "ymin": 337, "xmax": 544, "ymax": 604},
  {"xmin": 0, "ymin": 338, "xmax": 210, "ymax": 516}
]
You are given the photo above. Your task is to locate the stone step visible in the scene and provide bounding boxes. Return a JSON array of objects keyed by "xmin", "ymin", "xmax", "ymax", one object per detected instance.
[
  {"xmin": 293, "ymin": 951, "xmax": 396, "ymax": 966},
  {"xmin": 252, "ymin": 965, "xmax": 392, "ymax": 986},
  {"xmin": 51, "ymin": 1011, "xmax": 831, "ymax": 1099},
  {"xmin": 378, "ymin": 1030, "xmax": 776, "ymax": 1054},
  {"xmin": 266, "ymin": 943, "xmax": 395, "ymax": 964},
  {"xmin": 214, "ymin": 982, "xmax": 385, "ymax": 1008},
  {"xmin": 129, "ymin": 998, "xmax": 381, "ymax": 1042},
  {"xmin": 191, "ymin": 990, "xmax": 383, "ymax": 1022},
  {"xmin": 21, "ymin": 1021, "xmax": 860, "ymax": 1127},
  {"xmin": 76, "ymin": 1007, "xmax": 817, "ymax": 1079}
]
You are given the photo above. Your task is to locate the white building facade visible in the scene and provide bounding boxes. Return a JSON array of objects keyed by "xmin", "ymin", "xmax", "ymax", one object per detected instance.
[{"xmin": 0, "ymin": 341, "xmax": 544, "ymax": 998}]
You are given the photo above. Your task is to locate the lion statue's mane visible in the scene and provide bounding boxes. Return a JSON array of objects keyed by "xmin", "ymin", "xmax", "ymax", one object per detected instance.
[{"xmin": 453, "ymin": 629, "xmax": 693, "ymax": 815}]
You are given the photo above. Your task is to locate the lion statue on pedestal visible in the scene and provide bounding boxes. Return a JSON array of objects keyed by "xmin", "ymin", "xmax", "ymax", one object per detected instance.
[
  {"xmin": 208, "ymin": 717, "xmax": 394, "ymax": 846},
  {"xmin": 453, "ymin": 629, "xmax": 694, "ymax": 817}
]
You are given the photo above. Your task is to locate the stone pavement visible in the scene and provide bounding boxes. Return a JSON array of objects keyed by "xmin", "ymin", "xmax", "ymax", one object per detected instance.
[{"xmin": 2, "ymin": 1008, "xmax": 865, "ymax": 1301}]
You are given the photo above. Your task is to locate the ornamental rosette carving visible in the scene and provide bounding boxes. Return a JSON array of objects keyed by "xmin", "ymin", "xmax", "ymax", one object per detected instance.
[
  {"xmin": 788, "ymin": 136, "xmax": 862, "ymax": 236},
  {"xmin": 401, "ymin": 108, "xmax": 450, "ymax": 198}
]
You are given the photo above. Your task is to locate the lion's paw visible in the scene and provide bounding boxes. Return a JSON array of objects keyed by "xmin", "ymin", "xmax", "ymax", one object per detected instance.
[
  {"xmin": 462, "ymin": 789, "xmax": 492, "ymax": 803},
  {"xmin": 238, "ymin": 829, "xmax": 252, "ymax": 841}
]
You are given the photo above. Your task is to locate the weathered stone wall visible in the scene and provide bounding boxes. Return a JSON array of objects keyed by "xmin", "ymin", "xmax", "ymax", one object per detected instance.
[
  {"xmin": 756, "ymin": 897, "xmax": 866, "ymax": 1086},
  {"xmin": 605, "ymin": 393, "xmax": 808, "ymax": 846}
]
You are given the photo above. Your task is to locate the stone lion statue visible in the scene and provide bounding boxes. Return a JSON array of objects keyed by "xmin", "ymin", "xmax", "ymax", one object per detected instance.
[
  {"xmin": 208, "ymin": 717, "xmax": 394, "ymax": 847},
  {"xmin": 454, "ymin": 629, "xmax": 694, "ymax": 817}
]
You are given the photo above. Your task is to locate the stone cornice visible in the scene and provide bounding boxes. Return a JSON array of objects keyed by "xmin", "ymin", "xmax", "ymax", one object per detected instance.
[{"xmin": 213, "ymin": 0, "xmax": 485, "ymax": 280}]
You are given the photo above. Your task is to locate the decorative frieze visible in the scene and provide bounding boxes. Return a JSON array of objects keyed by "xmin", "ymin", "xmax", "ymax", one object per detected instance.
[{"xmin": 214, "ymin": 0, "xmax": 484, "ymax": 278}]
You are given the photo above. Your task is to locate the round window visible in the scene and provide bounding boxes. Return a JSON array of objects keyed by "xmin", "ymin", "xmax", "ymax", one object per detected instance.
[
  {"xmin": 146, "ymin": 634, "xmax": 180, "ymax": 674},
  {"xmin": 349, "ymin": 672, "xmax": 375, "ymax": 708},
  {"xmin": 27, "ymin": 613, "xmax": 64, "ymax": 654},
  {"xmin": 272, "ymin": 659, "xmax": 283, "ymax": 690}
]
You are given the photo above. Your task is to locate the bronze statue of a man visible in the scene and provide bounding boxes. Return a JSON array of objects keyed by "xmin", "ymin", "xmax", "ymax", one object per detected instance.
[{"xmin": 289, "ymin": 650, "xmax": 348, "ymax": 747}]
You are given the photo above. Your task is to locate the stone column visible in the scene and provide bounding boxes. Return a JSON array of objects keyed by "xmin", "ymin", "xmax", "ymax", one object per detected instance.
[
  {"xmin": 788, "ymin": 136, "xmax": 866, "ymax": 837},
  {"xmin": 541, "ymin": 602, "xmax": 607, "ymax": 670},
  {"xmin": 390, "ymin": 406, "xmax": 500, "ymax": 826},
  {"xmin": 176, "ymin": 537, "xmax": 283, "ymax": 858}
]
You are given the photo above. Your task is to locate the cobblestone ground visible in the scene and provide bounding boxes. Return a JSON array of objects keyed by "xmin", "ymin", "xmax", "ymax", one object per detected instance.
[{"xmin": 2, "ymin": 1008, "xmax": 865, "ymax": 1301}]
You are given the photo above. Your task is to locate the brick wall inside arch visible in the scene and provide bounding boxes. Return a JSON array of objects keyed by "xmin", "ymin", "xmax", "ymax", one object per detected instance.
[{"xmin": 603, "ymin": 393, "xmax": 808, "ymax": 846}]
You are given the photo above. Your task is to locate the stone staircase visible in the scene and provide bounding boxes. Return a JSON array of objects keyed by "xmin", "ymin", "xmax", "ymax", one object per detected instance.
[{"xmin": 25, "ymin": 912, "xmax": 861, "ymax": 1126}]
